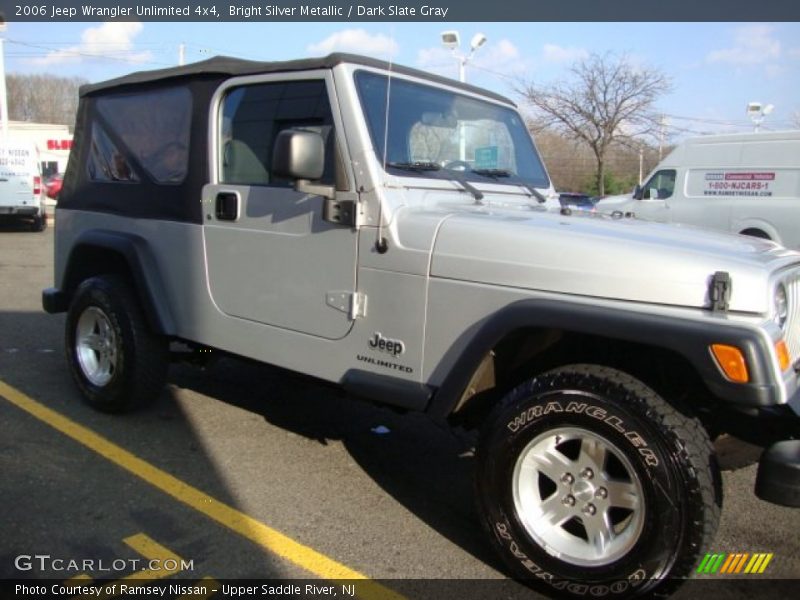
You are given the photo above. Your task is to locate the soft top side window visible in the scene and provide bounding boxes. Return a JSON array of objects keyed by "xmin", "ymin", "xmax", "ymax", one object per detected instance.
[
  {"xmin": 87, "ymin": 123, "xmax": 140, "ymax": 183},
  {"xmin": 220, "ymin": 79, "xmax": 335, "ymax": 187},
  {"xmin": 93, "ymin": 86, "xmax": 192, "ymax": 184}
]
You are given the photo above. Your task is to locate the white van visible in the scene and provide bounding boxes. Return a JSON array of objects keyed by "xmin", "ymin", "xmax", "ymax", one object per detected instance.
[
  {"xmin": 0, "ymin": 139, "xmax": 47, "ymax": 231},
  {"xmin": 597, "ymin": 131, "xmax": 800, "ymax": 249}
]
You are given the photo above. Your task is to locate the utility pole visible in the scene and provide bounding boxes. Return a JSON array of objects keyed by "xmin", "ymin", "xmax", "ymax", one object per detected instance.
[
  {"xmin": 658, "ymin": 115, "xmax": 666, "ymax": 161},
  {"xmin": 178, "ymin": 43, "xmax": 185, "ymax": 66},
  {"xmin": 638, "ymin": 146, "xmax": 644, "ymax": 184}
]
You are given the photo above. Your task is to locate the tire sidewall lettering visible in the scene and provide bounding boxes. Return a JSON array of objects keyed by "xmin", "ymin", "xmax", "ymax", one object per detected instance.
[
  {"xmin": 505, "ymin": 396, "xmax": 662, "ymax": 470},
  {"xmin": 493, "ymin": 518, "xmax": 648, "ymax": 596}
]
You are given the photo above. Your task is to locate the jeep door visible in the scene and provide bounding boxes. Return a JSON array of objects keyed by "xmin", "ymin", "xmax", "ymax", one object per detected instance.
[{"xmin": 202, "ymin": 72, "xmax": 357, "ymax": 340}]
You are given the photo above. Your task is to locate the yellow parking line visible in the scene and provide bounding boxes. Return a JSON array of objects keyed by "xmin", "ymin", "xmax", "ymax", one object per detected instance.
[
  {"xmin": 0, "ymin": 380, "xmax": 404, "ymax": 600},
  {"xmin": 73, "ymin": 534, "xmax": 183, "ymax": 600},
  {"xmin": 123, "ymin": 532, "xmax": 185, "ymax": 574}
]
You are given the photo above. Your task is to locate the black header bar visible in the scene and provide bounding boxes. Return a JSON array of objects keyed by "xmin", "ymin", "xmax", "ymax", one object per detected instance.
[{"xmin": 1, "ymin": 0, "xmax": 799, "ymax": 23}]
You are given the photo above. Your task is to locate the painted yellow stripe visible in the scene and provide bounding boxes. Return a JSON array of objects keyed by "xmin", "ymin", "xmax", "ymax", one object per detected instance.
[
  {"xmin": 123, "ymin": 532, "xmax": 184, "ymax": 573},
  {"xmin": 758, "ymin": 553, "xmax": 774, "ymax": 574},
  {"xmin": 0, "ymin": 380, "xmax": 404, "ymax": 600},
  {"xmin": 73, "ymin": 533, "xmax": 186, "ymax": 600},
  {"xmin": 177, "ymin": 577, "xmax": 220, "ymax": 600}
]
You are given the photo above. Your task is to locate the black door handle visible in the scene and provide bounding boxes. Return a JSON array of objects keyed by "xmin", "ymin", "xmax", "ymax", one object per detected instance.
[{"xmin": 216, "ymin": 192, "xmax": 238, "ymax": 221}]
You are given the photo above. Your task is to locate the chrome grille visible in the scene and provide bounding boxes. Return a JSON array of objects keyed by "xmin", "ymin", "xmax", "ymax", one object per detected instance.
[{"xmin": 787, "ymin": 274, "xmax": 800, "ymax": 366}]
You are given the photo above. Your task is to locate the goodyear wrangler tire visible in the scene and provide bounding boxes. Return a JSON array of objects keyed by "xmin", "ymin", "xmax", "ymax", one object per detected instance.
[
  {"xmin": 476, "ymin": 364, "xmax": 721, "ymax": 598},
  {"xmin": 66, "ymin": 275, "xmax": 168, "ymax": 413}
]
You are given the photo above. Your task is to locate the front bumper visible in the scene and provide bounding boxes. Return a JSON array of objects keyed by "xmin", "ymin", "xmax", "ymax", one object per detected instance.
[
  {"xmin": 756, "ymin": 440, "xmax": 800, "ymax": 507},
  {"xmin": 42, "ymin": 287, "xmax": 69, "ymax": 314}
]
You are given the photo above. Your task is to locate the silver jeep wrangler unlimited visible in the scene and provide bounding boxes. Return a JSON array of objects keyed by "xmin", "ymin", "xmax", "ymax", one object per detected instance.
[{"xmin": 43, "ymin": 54, "xmax": 800, "ymax": 597}]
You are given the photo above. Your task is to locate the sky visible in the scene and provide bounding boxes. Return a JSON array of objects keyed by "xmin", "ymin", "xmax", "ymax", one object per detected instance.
[{"xmin": 2, "ymin": 21, "xmax": 799, "ymax": 142}]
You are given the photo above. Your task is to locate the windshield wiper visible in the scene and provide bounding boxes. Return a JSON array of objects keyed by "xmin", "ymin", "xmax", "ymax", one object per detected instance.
[
  {"xmin": 471, "ymin": 168, "xmax": 512, "ymax": 179},
  {"xmin": 386, "ymin": 161, "xmax": 442, "ymax": 171},
  {"xmin": 452, "ymin": 176, "xmax": 484, "ymax": 203},
  {"xmin": 520, "ymin": 182, "xmax": 547, "ymax": 204},
  {"xmin": 388, "ymin": 160, "xmax": 483, "ymax": 202},
  {"xmin": 471, "ymin": 168, "xmax": 546, "ymax": 204}
]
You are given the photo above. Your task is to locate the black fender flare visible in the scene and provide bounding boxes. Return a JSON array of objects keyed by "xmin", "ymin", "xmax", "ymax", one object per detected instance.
[
  {"xmin": 426, "ymin": 298, "xmax": 778, "ymax": 419},
  {"xmin": 61, "ymin": 230, "xmax": 177, "ymax": 336}
]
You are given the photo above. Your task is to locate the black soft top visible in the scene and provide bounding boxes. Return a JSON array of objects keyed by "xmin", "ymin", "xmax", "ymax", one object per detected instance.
[
  {"xmin": 80, "ymin": 53, "xmax": 514, "ymax": 106},
  {"xmin": 63, "ymin": 53, "xmax": 516, "ymax": 225}
]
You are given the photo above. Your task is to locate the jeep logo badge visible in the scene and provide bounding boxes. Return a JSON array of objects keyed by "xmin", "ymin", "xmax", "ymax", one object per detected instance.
[{"xmin": 368, "ymin": 332, "xmax": 405, "ymax": 356}]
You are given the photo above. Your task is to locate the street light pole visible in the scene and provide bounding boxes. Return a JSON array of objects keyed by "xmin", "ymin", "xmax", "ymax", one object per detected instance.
[
  {"xmin": 441, "ymin": 31, "xmax": 487, "ymax": 159},
  {"xmin": 747, "ymin": 102, "xmax": 774, "ymax": 133}
]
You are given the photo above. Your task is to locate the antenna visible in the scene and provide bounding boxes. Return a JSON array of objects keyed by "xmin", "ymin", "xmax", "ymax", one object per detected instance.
[
  {"xmin": 375, "ymin": 30, "xmax": 394, "ymax": 254},
  {"xmin": 381, "ymin": 57, "xmax": 392, "ymax": 173}
]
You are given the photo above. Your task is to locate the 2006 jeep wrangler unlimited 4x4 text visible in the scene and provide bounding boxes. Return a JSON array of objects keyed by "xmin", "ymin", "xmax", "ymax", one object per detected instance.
[{"xmin": 43, "ymin": 54, "xmax": 800, "ymax": 597}]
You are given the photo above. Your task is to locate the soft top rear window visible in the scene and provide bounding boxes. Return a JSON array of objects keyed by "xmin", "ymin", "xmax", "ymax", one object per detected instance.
[{"xmin": 93, "ymin": 87, "xmax": 192, "ymax": 184}]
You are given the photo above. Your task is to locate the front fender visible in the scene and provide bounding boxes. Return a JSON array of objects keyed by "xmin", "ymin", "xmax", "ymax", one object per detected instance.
[{"xmin": 427, "ymin": 299, "xmax": 779, "ymax": 419}]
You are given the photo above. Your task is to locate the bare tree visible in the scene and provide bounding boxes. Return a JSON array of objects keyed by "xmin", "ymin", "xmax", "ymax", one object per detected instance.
[
  {"xmin": 6, "ymin": 73, "xmax": 87, "ymax": 131},
  {"xmin": 519, "ymin": 53, "xmax": 671, "ymax": 195}
]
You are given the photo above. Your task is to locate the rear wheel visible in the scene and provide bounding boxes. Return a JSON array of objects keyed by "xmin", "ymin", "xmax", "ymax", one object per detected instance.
[
  {"xmin": 476, "ymin": 364, "xmax": 720, "ymax": 598},
  {"xmin": 66, "ymin": 275, "xmax": 168, "ymax": 412}
]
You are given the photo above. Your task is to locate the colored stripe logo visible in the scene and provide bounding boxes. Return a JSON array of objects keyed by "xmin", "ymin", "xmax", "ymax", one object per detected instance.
[{"xmin": 697, "ymin": 553, "xmax": 773, "ymax": 574}]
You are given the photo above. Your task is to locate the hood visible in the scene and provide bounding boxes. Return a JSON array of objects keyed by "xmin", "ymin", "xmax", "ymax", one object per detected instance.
[
  {"xmin": 429, "ymin": 206, "xmax": 800, "ymax": 313},
  {"xmin": 594, "ymin": 194, "xmax": 634, "ymax": 211}
]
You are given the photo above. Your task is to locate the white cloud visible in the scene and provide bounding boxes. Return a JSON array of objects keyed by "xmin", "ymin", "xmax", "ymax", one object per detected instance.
[
  {"xmin": 29, "ymin": 22, "xmax": 152, "ymax": 66},
  {"xmin": 416, "ymin": 46, "xmax": 454, "ymax": 75},
  {"xmin": 542, "ymin": 44, "xmax": 589, "ymax": 64},
  {"xmin": 707, "ymin": 25, "xmax": 781, "ymax": 65},
  {"xmin": 484, "ymin": 39, "xmax": 521, "ymax": 65},
  {"xmin": 306, "ymin": 29, "xmax": 398, "ymax": 57}
]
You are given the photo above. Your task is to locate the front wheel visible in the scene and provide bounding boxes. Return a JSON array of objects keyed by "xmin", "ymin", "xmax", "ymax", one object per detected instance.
[
  {"xmin": 66, "ymin": 275, "xmax": 168, "ymax": 413},
  {"xmin": 476, "ymin": 365, "xmax": 721, "ymax": 598}
]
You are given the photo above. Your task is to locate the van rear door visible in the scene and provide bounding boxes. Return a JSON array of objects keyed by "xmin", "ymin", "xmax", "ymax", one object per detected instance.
[{"xmin": 0, "ymin": 143, "xmax": 40, "ymax": 214}]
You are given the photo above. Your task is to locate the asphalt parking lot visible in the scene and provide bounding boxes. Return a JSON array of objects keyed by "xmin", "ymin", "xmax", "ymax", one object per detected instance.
[{"xmin": 0, "ymin": 223, "xmax": 798, "ymax": 600}]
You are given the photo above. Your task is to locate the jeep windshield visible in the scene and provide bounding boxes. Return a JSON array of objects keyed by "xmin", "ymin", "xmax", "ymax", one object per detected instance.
[{"xmin": 354, "ymin": 70, "xmax": 550, "ymax": 189}]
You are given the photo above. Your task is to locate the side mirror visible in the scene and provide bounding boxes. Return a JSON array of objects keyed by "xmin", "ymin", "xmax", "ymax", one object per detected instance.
[
  {"xmin": 272, "ymin": 129, "xmax": 324, "ymax": 181},
  {"xmin": 633, "ymin": 184, "xmax": 643, "ymax": 200}
]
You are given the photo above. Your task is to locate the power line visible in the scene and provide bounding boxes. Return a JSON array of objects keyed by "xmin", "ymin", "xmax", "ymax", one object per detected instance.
[{"xmin": 4, "ymin": 39, "xmax": 172, "ymax": 67}]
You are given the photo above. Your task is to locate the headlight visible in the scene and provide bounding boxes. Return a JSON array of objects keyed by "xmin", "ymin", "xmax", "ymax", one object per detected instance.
[{"xmin": 774, "ymin": 283, "xmax": 788, "ymax": 330}]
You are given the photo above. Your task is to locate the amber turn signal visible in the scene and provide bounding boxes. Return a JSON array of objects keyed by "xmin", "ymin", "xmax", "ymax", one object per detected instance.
[
  {"xmin": 775, "ymin": 340, "xmax": 791, "ymax": 372},
  {"xmin": 710, "ymin": 344, "xmax": 750, "ymax": 383}
]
